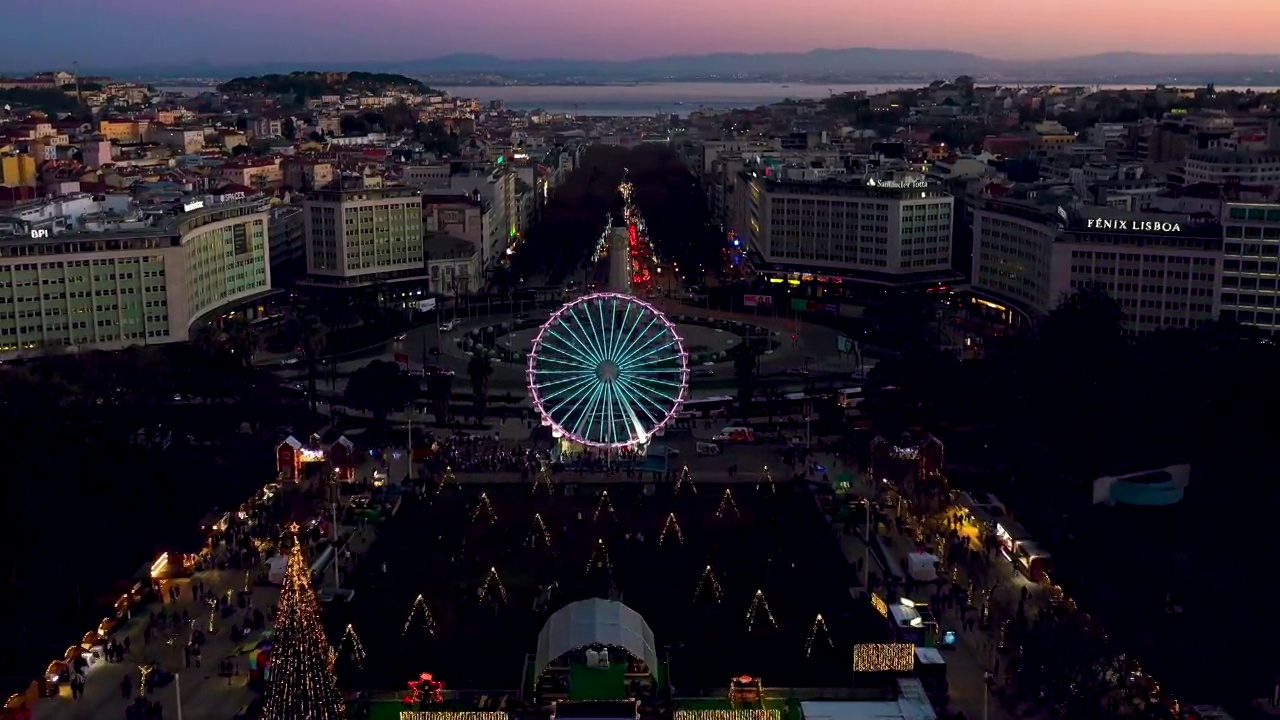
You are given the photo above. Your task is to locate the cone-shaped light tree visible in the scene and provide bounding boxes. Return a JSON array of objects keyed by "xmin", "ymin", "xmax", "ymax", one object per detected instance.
[{"xmin": 262, "ymin": 533, "xmax": 346, "ymax": 720}]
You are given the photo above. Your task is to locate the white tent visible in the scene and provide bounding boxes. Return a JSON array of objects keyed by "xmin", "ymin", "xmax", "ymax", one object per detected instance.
[
  {"xmin": 907, "ymin": 551, "xmax": 940, "ymax": 583},
  {"xmin": 534, "ymin": 599, "xmax": 657, "ymax": 676}
]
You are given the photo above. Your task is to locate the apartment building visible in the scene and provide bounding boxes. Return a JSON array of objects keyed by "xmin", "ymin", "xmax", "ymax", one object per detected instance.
[
  {"xmin": 972, "ymin": 192, "xmax": 1221, "ymax": 332},
  {"xmin": 0, "ymin": 199, "xmax": 272, "ymax": 358},
  {"xmin": 1219, "ymin": 202, "xmax": 1280, "ymax": 332},
  {"xmin": 733, "ymin": 163, "xmax": 956, "ymax": 291},
  {"xmin": 301, "ymin": 186, "xmax": 425, "ymax": 290},
  {"xmin": 1184, "ymin": 149, "xmax": 1280, "ymax": 185}
]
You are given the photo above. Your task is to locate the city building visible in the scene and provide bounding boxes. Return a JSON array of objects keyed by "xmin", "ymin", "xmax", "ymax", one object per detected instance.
[
  {"xmin": 971, "ymin": 190, "xmax": 1221, "ymax": 332},
  {"xmin": 0, "ymin": 198, "xmax": 272, "ymax": 358},
  {"xmin": 1219, "ymin": 201, "xmax": 1280, "ymax": 332},
  {"xmin": 1183, "ymin": 148, "xmax": 1280, "ymax": 186},
  {"xmin": 268, "ymin": 205, "xmax": 306, "ymax": 287},
  {"xmin": 732, "ymin": 161, "xmax": 958, "ymax": 295},
  {"xmin": 300, "ymin": 186, "xmax": 425, "ymax": 299}
]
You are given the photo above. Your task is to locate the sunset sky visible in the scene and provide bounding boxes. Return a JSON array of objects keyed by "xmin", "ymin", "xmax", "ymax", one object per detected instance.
[{"xmin": 0, "ymin": 0, "xmax": 1274, "ymax": 69}]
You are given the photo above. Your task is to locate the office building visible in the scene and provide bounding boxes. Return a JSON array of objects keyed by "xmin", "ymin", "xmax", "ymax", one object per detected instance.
[
  {"xmin": 733, "ymin": 163, "xmax": 956, "ymax": 293},
  {"xmin": 972, "ymin": 190, "xmax": 1221, "ymax": 332},
  {"xmin": 1220, "ymin": 202, "xmax": 1280, "ymax": 332},
  {"xmin": 301, "ymin": 186, "xmax": 425, "ymax": 294},
  {"xmin": 0, "ymin": 198, "xmax": 271, "ymax": 358}
]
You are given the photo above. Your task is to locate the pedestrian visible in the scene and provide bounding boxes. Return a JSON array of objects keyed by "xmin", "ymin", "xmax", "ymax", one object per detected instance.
[{"xmin": 121, "ymin": 674, "xmax": 133, "ymax": 699}]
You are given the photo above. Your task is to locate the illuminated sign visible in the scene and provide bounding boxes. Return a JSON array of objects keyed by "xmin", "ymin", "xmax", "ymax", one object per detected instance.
[
  {"xmin": 867, "ymin": 178, "xmax": 929, "ymax": 189},
  {"xmin": 30, "ymin": 229, "xmax": 49, "ymax": 239},
  {"xmin": 183, "ymin": 200, "xmax": 205, "ymax": 212},
  {"xmin": 215, "ymin": 191, "xmax": 245, "ymax": 203},
  {"xmin": 1086, "ymin": 218, "xmax": 1182, "ymax": 232}
]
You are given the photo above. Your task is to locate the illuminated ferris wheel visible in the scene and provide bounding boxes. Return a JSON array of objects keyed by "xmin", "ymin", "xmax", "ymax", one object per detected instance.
[{"xmin": 527, "ymin": 292, "xmax": 688, "ymax": 449}]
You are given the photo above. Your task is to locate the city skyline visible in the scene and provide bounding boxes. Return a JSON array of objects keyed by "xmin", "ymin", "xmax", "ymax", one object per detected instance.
[{"xmin": 2, "ymin": 0, "xmax": 1277, "ymax": 69}]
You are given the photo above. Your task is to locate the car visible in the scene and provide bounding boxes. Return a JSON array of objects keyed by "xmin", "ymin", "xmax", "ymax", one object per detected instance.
[
  {"xmin": 514, "ymin": 312, "xmax": 528, "ymax": 321},
  {"xmin": 439, "ymin": 319, "xmax": 459, "ymax": 332},
  {"xmin": 691, "ymin": 368, "xmax": 715, "ymax": 377},
  {"xmin": 784, "ymin": 367, "xmax": 810, "ymax": 376},
  {"xmin": 280, "ymin": 357, "xmax": 301, "ymax": 366},
  {"xmin": 394, "ymin": 333, "xmax": 407, "ymax": 341}
]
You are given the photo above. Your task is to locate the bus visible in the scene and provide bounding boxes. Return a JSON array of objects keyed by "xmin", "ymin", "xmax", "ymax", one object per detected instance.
[
  {"xmin": 837, "ymin": 387, "xmax": 864, "ymax": 407},
  {"xmin": 676, "ymin": 395, "xmax": 733, "ymax": 419}
]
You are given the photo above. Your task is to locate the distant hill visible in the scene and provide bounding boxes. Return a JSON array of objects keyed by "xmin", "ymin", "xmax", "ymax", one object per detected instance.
[
  {"xmin": 73, "ymin": 49, "xmax": 1280, "ymax": 84},
  {"xmin": 216, "ymin": 71, "xmax": 432, "ymax": 97}
]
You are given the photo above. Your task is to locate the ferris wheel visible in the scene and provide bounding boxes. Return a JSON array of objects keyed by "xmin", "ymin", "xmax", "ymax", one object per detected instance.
[{"xmin": 527, "ymin": 292, "xmax": 689, "ymax": 448}]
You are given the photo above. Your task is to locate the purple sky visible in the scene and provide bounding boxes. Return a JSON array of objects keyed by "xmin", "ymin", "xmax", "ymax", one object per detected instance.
[{"xmin": 1, "ymin": 0, "xmax": 1272, "ymax": 70}]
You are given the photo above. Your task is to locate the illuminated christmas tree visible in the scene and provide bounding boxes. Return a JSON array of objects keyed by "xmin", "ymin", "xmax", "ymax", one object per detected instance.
[{"xmin": 261, "ymin": 530, "xmax": 345, "ymax": 720}]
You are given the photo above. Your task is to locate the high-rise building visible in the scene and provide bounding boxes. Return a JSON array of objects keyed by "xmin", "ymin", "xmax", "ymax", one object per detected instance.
[
  {"xmin": 301, "ymin": 186, "xmax": 425, "ymax": 292},
  {"xmin": 1219, "ymin": 202, "xmax": 1280, "ymax": 332},
  {"xmin": 972, "ymin": 190, "xmax": 1221, "ymax": 332},
  {"xmin": 733, "ymin": 166, "xmax": 956, "ymax": 293},
  {"xmin": 0, "ymin": 199, "xmax": 271, "ymax": 358}
]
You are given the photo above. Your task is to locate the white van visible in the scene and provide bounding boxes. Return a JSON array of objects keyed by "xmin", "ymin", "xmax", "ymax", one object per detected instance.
[
  {"xmin": 713, "ymin": 426, "xmax": 756, "ymax": 443},
  {"xmin": 696, "ymin": 441, "xmax": 722, "ymax": 456}
]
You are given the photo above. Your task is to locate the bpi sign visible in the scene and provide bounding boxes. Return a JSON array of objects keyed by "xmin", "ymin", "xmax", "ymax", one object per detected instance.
[{"xmin": 1086, "ymin": 217, "xmax": 1183, "ymax": 233}]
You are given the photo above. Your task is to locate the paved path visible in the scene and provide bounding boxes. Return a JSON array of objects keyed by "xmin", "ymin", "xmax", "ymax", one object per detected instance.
[{"xmin": 34, "ymin": 526, "xmax": 379, "ymax": 720}]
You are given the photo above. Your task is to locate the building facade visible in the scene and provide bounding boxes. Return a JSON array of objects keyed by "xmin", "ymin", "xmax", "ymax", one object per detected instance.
[
  {"xmin": 0, "ymin": 200, "xmax": 271, "ymax": 358},
  {"xmin": 1220, "ymin": 202, "xmax": 1280, "ymax": 332},
  {"xmin": 972, "ymin": 197, "xmax": 1221, "ymax": 332},
  {"xmin": 302, "ymin": 186, "xmax": 425, "ymax": 288},
  {"xmin": 734, "ymin": 168, "xmax": 956, "ymax": 290}
]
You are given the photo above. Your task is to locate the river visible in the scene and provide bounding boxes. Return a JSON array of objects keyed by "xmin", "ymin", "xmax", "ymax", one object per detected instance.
[{"xmin": 152, "ymin": 81, "xmax": 1280, "ymax": 117}]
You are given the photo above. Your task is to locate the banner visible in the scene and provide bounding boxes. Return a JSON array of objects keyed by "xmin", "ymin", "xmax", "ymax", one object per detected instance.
[
  {"xmin": 394, "ymin": 353, "xmax": 410, "ymax": 366},
  {"xmin": 417, "ymin": 298, "xmax": 437, "ymax": 312},
  {"xmin": 743, "ymin": 294, "xmax": 773, "ymax": 308}
]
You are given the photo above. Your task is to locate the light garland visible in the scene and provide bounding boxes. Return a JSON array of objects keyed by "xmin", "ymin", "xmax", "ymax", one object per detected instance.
[
  {"xmin": 595, "ymin": 490, "xmax": 615, "ymax": 521},
  {"xmin": 871, "ymin": 592, "xmax": 889, "ymax": 618},
  {"xmin": 853, "ymin": 643, "xmax": 915, "ymax": 672},
  {"xmin": 675, "ymin": 711, "xmax": 780, "ymax": 720},
  {"xmin": 437, "ymin": 467, "xmax": 456, "ymax": 494},
  {"xmin": 675, "ymin": 465, "xmax": 696, "ymax": 494},
  {"xmin": 404, "ymin": 595, "xmax": 436, "ymax": 635},
  {"xmin": 757, "ymin": 466, "xmax": 775, "ymax": 493},
  {"xmin": 341, "ymin": 624, "xmax": 365, "ymax": 667},
  {"xmin": 587, "ymin": 539, "xmax": 614, "ymax": 574},
  {"xmin": 261, "ymin": 540, "xmax": 345, "ymax": 720},
  {"xmin": 716, "ymin": 488, "xmax": 739, "ymax": 518},
  {"xmin": 534, "ymin": 464, "xmax": 554, "ymax": 494},
  {"xmin": 806, "ymin": 614, "xmax": 832, "ymax": 656},
  {"xmin": 472, "ymin": 492, "xmax": 496, "ymax": 524},
  {"xmin": 138, "ymin": 662, "xmax": 154, "ymax": 697},
  {"xmin": 660, "ymin": 513, "xmax": 683, "ymax": 545},
  {"xmin": 401, "ymin": 713, "xmax": 510, "ymax": 720},
  {"xmin": 695, "ymin": 565, "xmax": 723, "ymax": 603},
  {"xmin": 746, "ymin": 590, "xmax": 776, "ymax": 632},
  {"xmin": 206, "ymin": 596, "xmax": 219, "ymax": 633},
  {"xmin": 531, "ymin": 513, "xmax": 551, "ymax": 547},
  {"xmin": 480, "ymin": 566, "xmax": 507, "ymax": 604}
]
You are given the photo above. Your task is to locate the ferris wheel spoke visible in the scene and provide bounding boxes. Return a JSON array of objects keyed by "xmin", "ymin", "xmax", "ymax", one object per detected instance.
[
  {"xmin": 540, "ymin": 328, "xmax": 599, "ymax": 367},
  {"xmin": 613, "ymin": 378, "xmax": 662, "ymax": 426},
  {"xmin": 554, "ymin": 381, "xmax": 596, "ymax": 439},
  {"xmin": 613, "ymin": 301, "xmax": 646, "ymax": 362},
  {"xmin": 620, "ymin": 340, "xmax": 679, "ymax": 368},
  {"xmin": 604, "ymin": 298, "xmax": 633, "ymax": 363},
  {"xmin": 536, "ymin": 373, "xmax": 596, "ymax": 394},
  {"xmin": 568, "ymin": 306, "xmax": 607, "ymax": 366},
  {"xmin": 624, "ymin": 373, "xmax": 686, "ymax": 390},
  {"xmin": 615, "ymin": 317, "xmax": 661, "ymax": 364},
  {"xmin": 574, "ymin": 383, "xmax": 608, "ymax": 442},
  {"xmin": 548, "ymin": 323, "xmax": 602, "ymax": 367},
  {"xmin": 600, "ymin": 297, "xmax": 621, "ymax": 364}
]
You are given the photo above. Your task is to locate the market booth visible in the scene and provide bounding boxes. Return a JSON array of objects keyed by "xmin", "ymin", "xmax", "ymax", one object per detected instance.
[
  {"xmin": 328, "ymin": 435, "xmax": 356, "ymax": 481},
  {"xmin": 276, "ymin": 435, "xmax": 327, "ymax": 480}
]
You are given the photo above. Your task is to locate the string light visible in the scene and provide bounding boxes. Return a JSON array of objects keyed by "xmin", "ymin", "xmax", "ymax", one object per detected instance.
[
  {"xmin": 757, "ymin": 466, "xmax": 775, "ymax": 493},
  {"xmin": 695, "ymin": 565, "xmax": 723, "ymax": 603},
  {"xmin": 244, "ymin": 570, "xmax": 252, "ymax": 593},
  {"xmin": 716, "ymin": 488, "xmax": 739, "ymax": 518},
  {"xmin": 260, "ymin": 540, "xmax": 345, "ymax": 720},
  {"xmin": 675, "ymin": 465, "xmax": 696, "ymax": 494},
  {"xmin": 871, "ymin": 593, "xmax": 889, "ymax": 618},
  {"xmin": 138, "ymin": 662, "xmax": 154, "ymax": 697},
  {"xmin": 660, "ymin": 513, "xmax": 683, "ymax": 545},
  {"xmin": 806, "ymin": 614, "xmax": 832, "ymax": 656},
  {"xmin": 673, "ymin": 711, "xmax": 781, "ymax": 720},
  {"xmin": 853, "ymin": 643, "xmax": 915, "ymax": 672},
  {"xmin": 595, "ymin": 490, "xmax": 616, "ymax": 522},
  {"xmin": 472, "ymin": 492, "xmax": 496, "ymax": 524},
  {"xmin": 480, "ymin": 566, "xmax": 507, "ymax": 604},
  {"xmin": 206, "ymin": 596, "xmax": 218, "ymax": 633},
  {"xmin": 404, "ymin": 595, "xmax": 436, "ymax": 635},
  {"xmin": 340, "ymin": 624, "xmax": 365, "ymax": 668},
  {"xmin": 586, "ymin": 539, "xmax": 614, "ymax": 574},
  {"xmin": 746, "ymin": 590, "xmax": 776, "ymax": 632},
  {"xmin": 531, "ymin": 513, "xmax": 551, "ymax": 547},
  {"xmin": 437, "ymin": 466, "xmax": 456, "ymax": 494},
  {"xmin": 534, "ymin": 464, "xmax": 554, "ymax": 494}
]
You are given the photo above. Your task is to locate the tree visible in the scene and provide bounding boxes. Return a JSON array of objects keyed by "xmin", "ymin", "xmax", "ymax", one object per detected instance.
[
  {"xmin": 344, "ymin": 360, "xmax": 416, "ymax": 424},
  {"xmin": 281, "ymin": 117, "xmax": 297, "ymax": 140},
  {"xmin": 260, "ymin": 538, "xmax": 345, "ymax": 720},
  {"xmin": 339, "ymin": 114, "xmax": 368, "ymax": 136},
  {"xmin": 286, "ymin": 315, "xmax": 327, "ymax": 412},
  {"xmin": 467, "ymin": 352, "xmax": 493, "ymax": 421},
  {"xmin": 425, "ymin": 372, "xmax": 453, "ymax": 423}
]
